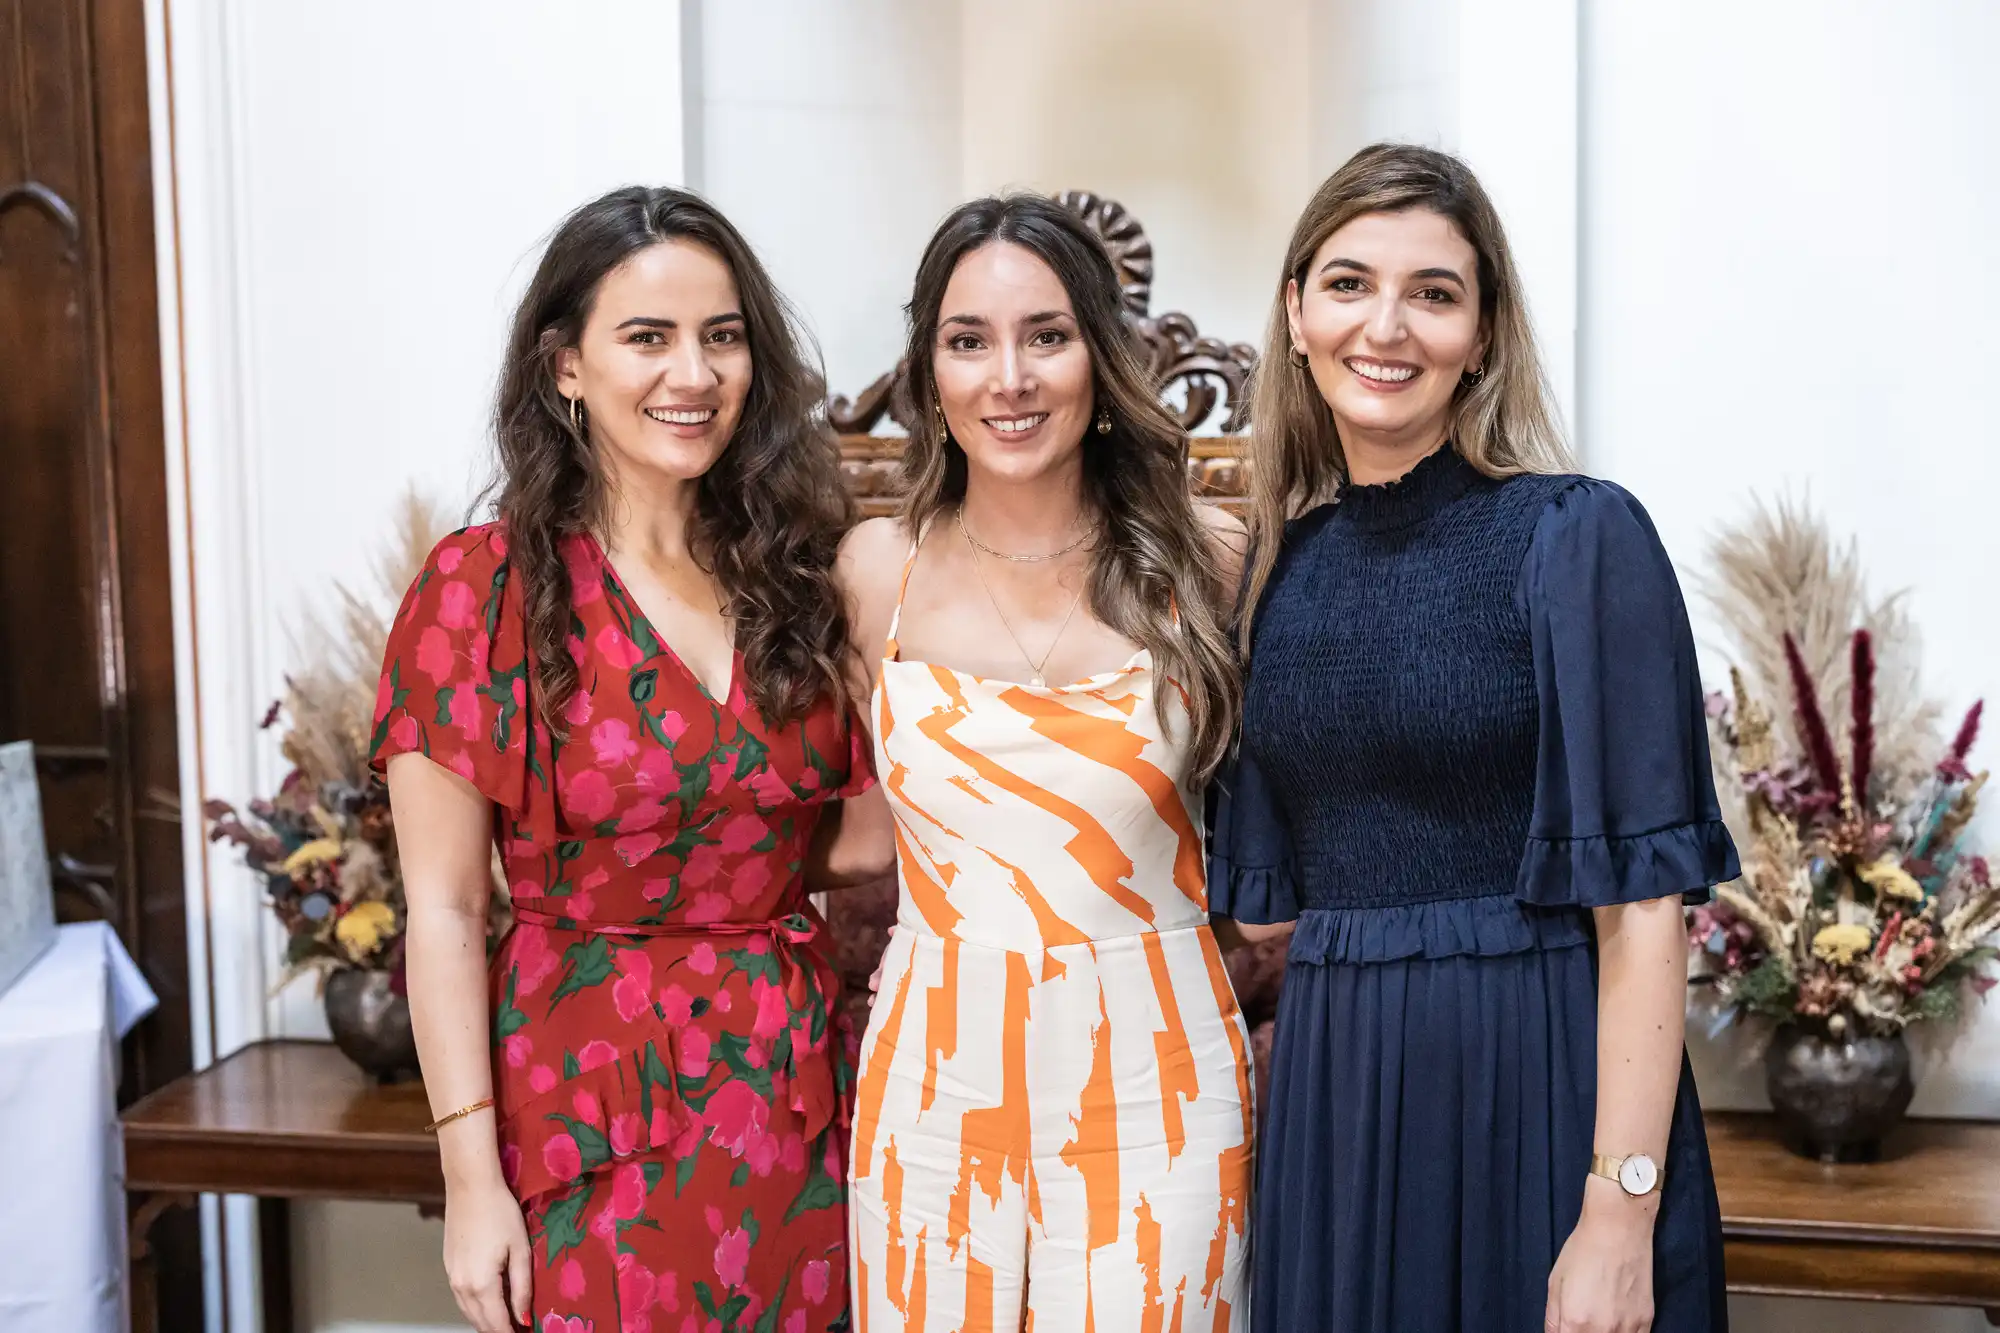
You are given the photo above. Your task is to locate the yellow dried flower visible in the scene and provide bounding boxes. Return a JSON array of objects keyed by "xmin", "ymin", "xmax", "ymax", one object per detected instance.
[
  {"xmin": 281, "ymin": 837, "xmax": 343, "ymax": 877},
  {"xmin": 1858, "ymin": 859, "xmax": 1925, "ymax": 903},
  {"xmin": 1812, "ymin": 923, "xmax": 1874, "ymax": 967},
  {"xmin": 334, "ymin": 901, "xmax": 396, "ymax": 960},
  {"xmin": 1731, "ymin": 667, "xmax": 1776, "ymax": 775}
]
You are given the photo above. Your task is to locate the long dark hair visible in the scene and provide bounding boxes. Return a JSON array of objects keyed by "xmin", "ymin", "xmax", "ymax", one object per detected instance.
[
  {"xmin": 898, "ymin": 194, "xmax": 1239, "ymax": 783},
  {"xmin": 489, "ymin": 185, "xmax": 854, "ymax": 732}
]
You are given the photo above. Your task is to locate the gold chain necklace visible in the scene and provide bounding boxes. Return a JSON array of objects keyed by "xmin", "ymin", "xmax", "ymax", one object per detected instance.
[
  {"xmin": 957, "ymin": 509, "xmax": 1092, "ymax": 563},
  {"xmin": 957, "ymin": 510, "xmax": 1087, "ymax": 688}
]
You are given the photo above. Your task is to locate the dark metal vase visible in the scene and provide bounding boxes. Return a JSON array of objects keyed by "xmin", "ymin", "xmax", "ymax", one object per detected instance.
[
  {"xmin": 1764, "ymin": 1024, "xmax": 1914, "ymax": 1162},
  {"xmin": 323, "ymin": 968, "xmax": 421, "ymax": 1084}
]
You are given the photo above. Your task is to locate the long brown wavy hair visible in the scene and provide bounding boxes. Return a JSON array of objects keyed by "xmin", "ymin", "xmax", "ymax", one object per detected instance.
[
  {"xmin": 898, "ymin": 195, "xmax": 1240, "ymax": 784},
  {"xmin": 1240, "ymin": 143, "xmax": 1575, "ymax": 654},
  {"xmin": 488, "ymin": 186, "xmax": 854, "ymax": 732}
]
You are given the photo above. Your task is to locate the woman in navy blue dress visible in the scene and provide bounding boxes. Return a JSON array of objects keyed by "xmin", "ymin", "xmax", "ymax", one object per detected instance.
[{"xmin": 1213, "ymin": 143, "xmax": 1738, "ymax": 1332}]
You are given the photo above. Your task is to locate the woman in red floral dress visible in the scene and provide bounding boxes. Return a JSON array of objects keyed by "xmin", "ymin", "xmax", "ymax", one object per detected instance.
[{"xmin": 375, "ymin": 187, "xmax": 888, "ymax": 1333}]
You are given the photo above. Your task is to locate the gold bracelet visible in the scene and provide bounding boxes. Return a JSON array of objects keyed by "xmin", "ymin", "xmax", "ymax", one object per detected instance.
[{"xmin": 423, "ymin": 1098, "xmax": 494, "ymax": 1134}]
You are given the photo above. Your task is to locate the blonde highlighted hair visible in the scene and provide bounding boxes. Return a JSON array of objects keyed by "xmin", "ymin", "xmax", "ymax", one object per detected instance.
[{"xmin": 1240, "ymin": 144, "xmax": 1575, "ymax": 654}]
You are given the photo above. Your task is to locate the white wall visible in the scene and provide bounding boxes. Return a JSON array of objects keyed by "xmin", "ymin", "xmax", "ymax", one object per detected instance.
[
  {"xmin": 1303, "ymin": 0, "xmax": 1579, "ymax": 431},
  {"xmin": 150, "ymin": 1, "xmax": 689, "ymax": 1328},
  {"xmin": 698, "ymin": 0, "xmax": 1313, "ymax": 424},
  {"xmin": 1580, "ymin": 5, "xmax": 2000, "ymax": 1326},
  {"xmin": 693, "ymin": 0, "xmax": 966, "ymax": 410},
  {"xmin": 957, "ymin": 0, "xmax": 1312, "ymax": 367}
]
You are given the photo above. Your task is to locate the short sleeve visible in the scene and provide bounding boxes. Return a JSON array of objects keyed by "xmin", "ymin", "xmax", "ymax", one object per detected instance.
[
  {"xmin": 369, "ymin": 525, "xmax": 529, "ymax": 811},
  {"xmin": 834, "ymin": 703, "xmax": 878, "ymax": 800},
  {"xmin": 1204, "ymin": 741, "xmax": 1302, "ymax": 925},
  {"xmin": 1514, "ymin": 481, "xmax": 1739, "ymax": 908}
]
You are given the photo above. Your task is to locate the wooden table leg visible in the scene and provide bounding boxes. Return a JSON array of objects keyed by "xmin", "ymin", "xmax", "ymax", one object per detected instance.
[
  {"xmin": 127, "ymin": 1191, "xmax": 195, "ymax": 1333},
  {"xmin": 259, "ymin": 1196, "xmax": 294, "ymax": 1333}
]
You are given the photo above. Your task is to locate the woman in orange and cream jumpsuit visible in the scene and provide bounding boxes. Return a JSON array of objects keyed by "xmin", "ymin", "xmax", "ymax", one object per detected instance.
[{"xmin": 831, "ymin": 193, "xmax": 1253, "ymax": 1332}]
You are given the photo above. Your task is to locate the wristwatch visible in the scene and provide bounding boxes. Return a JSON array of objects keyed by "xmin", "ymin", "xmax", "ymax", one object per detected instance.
[{"xmin": 1590, "ymin": 1152, "xmax": 1662, "ymax": 1197}]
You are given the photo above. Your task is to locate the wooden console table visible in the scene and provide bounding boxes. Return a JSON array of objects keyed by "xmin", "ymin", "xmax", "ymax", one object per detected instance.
[
  {"xmin": 123, "ymin": 1044, "xmax": 2000, "ymax": 1328},
  {"xmin": 121, "ymin": 1039, "xmax": 441, "ymax": 1333},
  {"xmin": 1709, "ymin": 1110, "xmax": 2000, "ymax": 1323}
]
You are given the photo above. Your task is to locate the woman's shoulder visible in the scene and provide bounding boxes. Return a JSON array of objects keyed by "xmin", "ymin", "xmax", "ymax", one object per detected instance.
[
  {"xmin": 837, "ymin": 515, "xmax": 912, "ymax": 562},
  {"xmin": 1513, "ymin": 472, "xmax": 1685, "ymax": 617},
  {"xmin": 836, "ymin": 517, "xmax": 916, "ymax": 594},
  {"xmin": 1509, "ymin": 472, "xmax": 1661, "ymax": 538},
  {"xmin": 835, "ymin": 515, "xmax": 917, "ymax": 642},
  {"xmin": 386, "ymin": 521, "xmax": 514, "ymax": 629},
  {"xmin": 417, "ymin": 520, "xmax": 511, "ymax": 582},
  {"xmin": 1195, "ymin": 500, "xmax": 1245, "ymax": 539},
  {"xmin": 1195, "ymin": 501, "xmax": 1247, "ymax": 595}
]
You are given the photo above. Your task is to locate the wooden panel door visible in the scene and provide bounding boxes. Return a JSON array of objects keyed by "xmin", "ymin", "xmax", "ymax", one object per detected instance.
[{"xmin": 0, "ymin": 0, "xmax": 200, "ymax": 1325}]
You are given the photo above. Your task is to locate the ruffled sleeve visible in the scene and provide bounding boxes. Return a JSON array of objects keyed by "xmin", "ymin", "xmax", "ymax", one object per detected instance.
[
  {"xmin": 1204, "ymin": 741, "xmax": 1302, "ymax": 925},
  {"xmin": 368, "ymin": 524, "xmax": 530, "ymax": 811},
  {"xmin": 1514, "ymin": 481, "xmax": 1738, "ymax": 908},
  {"xmin": 833, "ymin": 703, "xmax": 878, "ymax": 800}
]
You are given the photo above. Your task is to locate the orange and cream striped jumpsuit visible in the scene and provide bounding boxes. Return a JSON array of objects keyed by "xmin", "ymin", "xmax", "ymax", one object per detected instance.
[{"xmin": 848, "ymin": 542, "xmax": 1252, "ymax": 1331}]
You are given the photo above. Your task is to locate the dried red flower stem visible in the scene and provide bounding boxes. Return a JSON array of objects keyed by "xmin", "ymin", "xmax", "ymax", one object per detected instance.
[
  {"xmin": 1850, "ymin": 629, "xmax": 1875, "ymax": 807},
  {"xmin": 1784, "ymin": 631, "xmax": 1844, "ymax": 797},
  {"xmin": 1940, "ymin": 700, "xmax": 1984, "ymax": 781}
]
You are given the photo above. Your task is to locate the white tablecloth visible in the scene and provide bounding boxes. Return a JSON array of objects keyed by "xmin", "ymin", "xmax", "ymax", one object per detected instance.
[{"xmin": 0, "ymin": 922, "xmax": 159, "ymax": 1333}]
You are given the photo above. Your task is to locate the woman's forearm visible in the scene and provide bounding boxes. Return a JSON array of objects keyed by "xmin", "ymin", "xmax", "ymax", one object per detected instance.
[
  {"xmin": 408, "ymin": 898, "xmax": 505, "ymax": 1190},
  {"xmin": 804, "ymin": 786, "xmax": 897, "ymax": 890},
  {"xmin": 1587, "ymin": 895, "xmax": 1689, "ymax": 1220},
  {"xmin": 386, "ymin": 753, "xmax": 509, "ymax": 1192},
  {"xmin": 1210, "ymin": 917, "xmax": 1291, "ymax": 950}
]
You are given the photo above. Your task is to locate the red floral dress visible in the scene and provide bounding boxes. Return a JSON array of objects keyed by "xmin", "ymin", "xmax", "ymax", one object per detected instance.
[{"xmin": 371, "ymin": 523, "xmax": 871, "ymax": 1333}]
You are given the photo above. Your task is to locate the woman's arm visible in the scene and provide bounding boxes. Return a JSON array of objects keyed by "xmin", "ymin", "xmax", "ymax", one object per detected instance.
[
  {"xmin": 386, "ymin": 753, "xmax": 530, "ymax": 1333},
  {"xmin": 1546, "ymin": 896, "xmax": 1687, "ymax": 1333},
  {"xmin": 1199, "ymin": 503, "xmax": 1292, "ymax": 951},
  {"xmin": 1212, "ymin": 918, "xmax": 1294, "ymax": 950},
  {"xmin": 805, "ymin": 784, "xmax": 896, "ymax": 889},
  {"xmin": 803, "ymin": 518, "xmax": 908, "ymax": 891},
  {"xmin": 1197, "ymin": 501, "xmax": 1248, "ymax": 603},
  {"xmin": 1204, "ymin": 500, "xmax": 1289, "ymax": 956},
  {"xmin": 1590, "ymin": 897, "xmax": 1687, "ymax": 1189}
]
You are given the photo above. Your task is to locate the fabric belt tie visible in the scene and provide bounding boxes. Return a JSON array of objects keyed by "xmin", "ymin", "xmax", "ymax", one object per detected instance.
[{"xmin": 510, "ymin": 905, "xmax": 844, "ymax": 1137}]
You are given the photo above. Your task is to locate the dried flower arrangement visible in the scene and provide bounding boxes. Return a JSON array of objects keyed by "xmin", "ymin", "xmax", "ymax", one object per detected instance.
[
  {"xmin": 1691, "ymin": 498, "xmax": 1996, "ymax": 1038},
  {"xmin": 204, "ymin": 496, "xmax": 508, "ymax": 993}
]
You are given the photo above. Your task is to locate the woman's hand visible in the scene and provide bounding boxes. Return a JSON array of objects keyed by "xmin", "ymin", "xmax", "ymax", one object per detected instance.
[
  {"xmin": 1545, "ymin": 1182, "xmax": 1655, "ymax": 1333},
  {"xmin": 443, "ymin": 1174, "xmax": 533, "ymax": 1332},
  {"xmin": 868, "ymin": 927, "xmax": 897, "ymax": 995}
]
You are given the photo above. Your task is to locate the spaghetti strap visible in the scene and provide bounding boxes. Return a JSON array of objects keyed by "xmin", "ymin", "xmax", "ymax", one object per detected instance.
[{"xmin": 883, "ymin": 522, "xmax": 929, "ymax": 659}]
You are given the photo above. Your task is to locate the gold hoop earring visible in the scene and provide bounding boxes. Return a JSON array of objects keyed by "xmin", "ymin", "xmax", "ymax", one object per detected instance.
[
  {"xmin": 1460, "ymin": 366, "xmax": 1487, "ymax": 388},
  {"xmin": 568, "ymin": 394, "xmax": 586, "ymax": 438},
  {"xmin": 1289, "ymin": 347, "xmax": 1309, "ymax": 369},
  {"xmin": 1095, "ymin": 409, "xmax": 1112, "ymax": 435},
  {"xmin": 933, "ymin": 397, "xmax": 950, "ymax": 443}
]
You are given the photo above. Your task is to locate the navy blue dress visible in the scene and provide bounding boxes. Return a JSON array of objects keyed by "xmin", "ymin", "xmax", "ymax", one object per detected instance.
[{"xmin": 1211, "ymin": 446, "xmax": 1738, "ymax": 1332}]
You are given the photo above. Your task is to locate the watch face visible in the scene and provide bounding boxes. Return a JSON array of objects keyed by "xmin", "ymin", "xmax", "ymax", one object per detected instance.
[{"xmin": 1618, "ymin": 1154, "xmax": 1659, "ymax": 1196}]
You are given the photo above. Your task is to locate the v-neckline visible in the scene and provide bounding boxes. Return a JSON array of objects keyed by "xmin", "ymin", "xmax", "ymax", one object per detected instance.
[{"xmin": 584, "ymin": 533, "xmax": 741, "ymax": 712}]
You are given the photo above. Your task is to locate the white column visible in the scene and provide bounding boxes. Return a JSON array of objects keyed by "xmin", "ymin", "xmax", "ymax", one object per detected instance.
[
  {"xmin": 1306, "ymin": 0, "xmax": 1463, "ymax": 170},
  {"xmin": 1302, "ymin": 0, "xmax": 1580, "ymax": 443},
  {"xmin": 1455, "ymin": 0, "xmax": 1579, "ymax": 445}
]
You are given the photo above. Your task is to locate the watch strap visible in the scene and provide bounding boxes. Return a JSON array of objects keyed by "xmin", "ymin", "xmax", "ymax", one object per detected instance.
[{"xmin": 1591, "ymin": 1152, "xmax": 1663, "ymax": 1195}]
